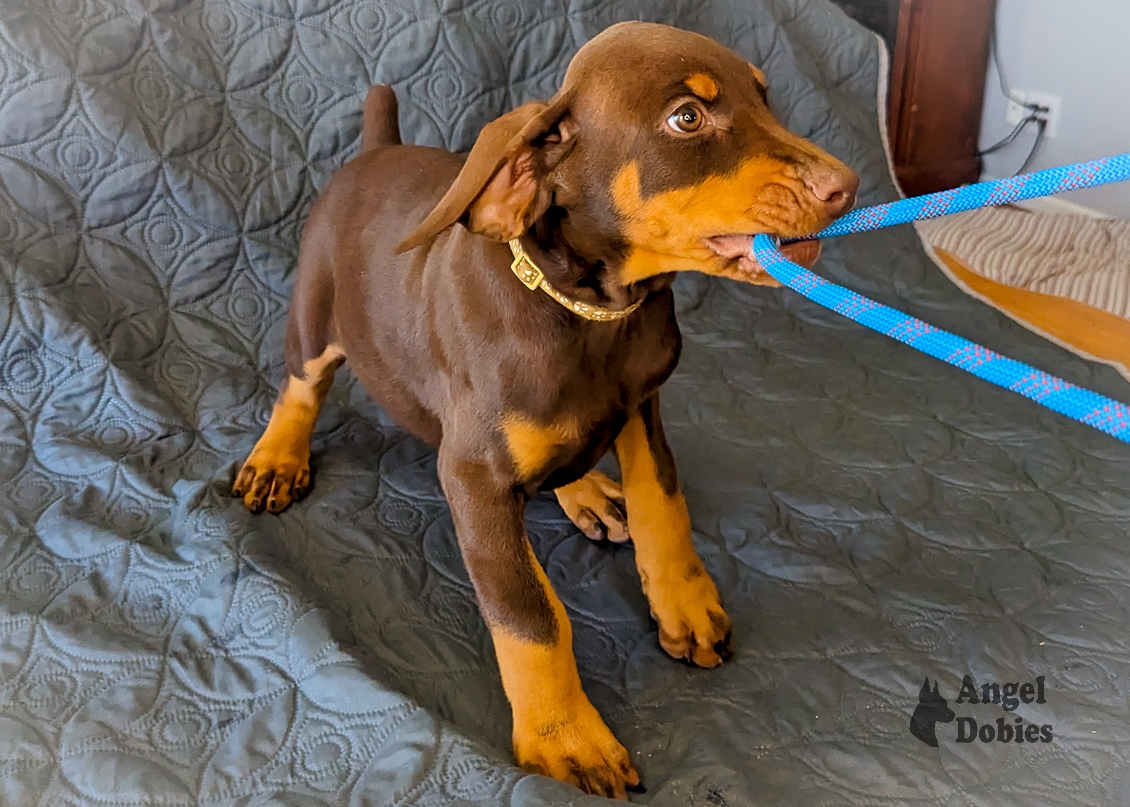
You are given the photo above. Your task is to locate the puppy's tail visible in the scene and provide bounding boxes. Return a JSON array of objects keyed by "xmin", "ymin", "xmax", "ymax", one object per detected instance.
[{"xmin": 361, "ymin": 84, "xmax": 401, "ymax": 152}]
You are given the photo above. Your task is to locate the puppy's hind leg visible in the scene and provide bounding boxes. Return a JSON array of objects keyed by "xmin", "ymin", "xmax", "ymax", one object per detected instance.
[
  {"xmin": 233, "ymin": 224, "xmax": 343, "ymax": 514},
  {"xmin": 232, "ymin": 345, "xmax": 343, "ymax": 513}
]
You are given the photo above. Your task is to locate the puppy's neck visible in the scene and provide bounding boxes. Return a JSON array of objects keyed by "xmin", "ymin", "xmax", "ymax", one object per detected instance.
[{"xmin": 524, "ymin": 208, "xmax": 668, "ymax": 312}]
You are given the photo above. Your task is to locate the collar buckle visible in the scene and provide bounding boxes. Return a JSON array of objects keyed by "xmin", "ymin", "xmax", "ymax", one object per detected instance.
[
  {"xmin": 509, "ymin": 240, "xmax": 544, "ymax": 290},
  {"xmin": 506, "ymin": 238, "xmax": 643, "ymax": 322}
]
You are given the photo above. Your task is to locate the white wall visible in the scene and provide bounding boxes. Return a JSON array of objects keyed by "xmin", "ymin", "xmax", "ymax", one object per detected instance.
[{"xmin": 980, "ymin": 0, "xmax": 1130, "ymax": 218}]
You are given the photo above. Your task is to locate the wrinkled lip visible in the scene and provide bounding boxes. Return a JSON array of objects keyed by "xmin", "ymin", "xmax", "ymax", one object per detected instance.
[{"xmin": 706, "ymin": 235, "xmax": 821, "ymax": 277}]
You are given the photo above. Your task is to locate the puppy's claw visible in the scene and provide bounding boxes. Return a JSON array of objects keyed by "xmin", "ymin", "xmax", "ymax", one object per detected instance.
[
  {"xmin": 231, "ymin": 465, "xmax": 256, "ymax": 498},
  {"xmin": 714, "ymin": 630, "xmax": 734, "ymax": 662},
  {"xmin": 574, "ymin": 507, "xmax": 608, "ymax": 541},
  {"xmin": 294, "ymin": 467, "xmax": 311, "ymax": 497}
]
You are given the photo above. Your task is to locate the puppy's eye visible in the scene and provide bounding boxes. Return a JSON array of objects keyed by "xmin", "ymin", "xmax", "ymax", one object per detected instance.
[{"xmin": 667, "ymin": 103, "xmax": 704, "ymax": 133}]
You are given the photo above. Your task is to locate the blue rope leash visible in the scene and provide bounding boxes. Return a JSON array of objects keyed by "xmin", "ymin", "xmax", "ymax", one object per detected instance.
[
  {"xmin": 785, "ymin": 154, "xmax": 1130, "ymax": 241},
  {"xmin": 754, "ymin": 153, "xmax": 1130, "ymax": 444}
]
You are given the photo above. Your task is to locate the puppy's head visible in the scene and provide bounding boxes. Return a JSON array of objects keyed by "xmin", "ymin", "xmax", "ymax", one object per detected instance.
[{"xmin": 399, "ymin": 22, "xmax": 858, "ymax": 286}]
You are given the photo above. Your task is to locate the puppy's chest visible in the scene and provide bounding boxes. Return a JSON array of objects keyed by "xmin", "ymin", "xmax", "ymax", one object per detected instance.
[
  {"xmin": 502, "ymin": 317, "xmax": 681, "ymax": 487},
  {"xmin": 524, "ymin": 318, "xmax": 679, "ymax": 419}
]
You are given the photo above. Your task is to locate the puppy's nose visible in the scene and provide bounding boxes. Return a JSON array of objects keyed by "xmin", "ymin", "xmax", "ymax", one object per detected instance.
[{"xmin": 803, "ymin": 163, "xmax": 859, "ymax": 217}]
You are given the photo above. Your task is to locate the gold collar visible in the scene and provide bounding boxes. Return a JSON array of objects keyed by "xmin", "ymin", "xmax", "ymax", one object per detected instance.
[{"xmin": 508, "ymin": 239, "xmax": 642, "ymax": 322}]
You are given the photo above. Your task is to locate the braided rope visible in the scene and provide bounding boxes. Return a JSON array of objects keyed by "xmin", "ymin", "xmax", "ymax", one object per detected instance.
[
  {"xmin": 784, "ymin": 153, "xmax": 1130, "ymax": 242},
  {"xmin": 751, "ymin": 152, "xmax": 1130, "ymax": 443}
]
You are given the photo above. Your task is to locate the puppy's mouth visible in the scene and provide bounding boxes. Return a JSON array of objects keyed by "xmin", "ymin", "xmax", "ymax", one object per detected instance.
[{"xmin": 706, "ymin": 235, "xmax": 821, "ymax": 280}]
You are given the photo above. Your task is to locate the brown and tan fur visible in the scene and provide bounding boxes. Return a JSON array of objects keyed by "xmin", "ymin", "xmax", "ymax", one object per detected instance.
[{"xmin": 230, "ymin": 22, "xmax": 856, "ymax": 798}]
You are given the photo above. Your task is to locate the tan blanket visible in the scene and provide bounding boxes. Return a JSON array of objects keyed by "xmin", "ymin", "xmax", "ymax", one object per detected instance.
[{"xmin": 919, "ymin": 207, "xmax": 1130, "ymax": 319}]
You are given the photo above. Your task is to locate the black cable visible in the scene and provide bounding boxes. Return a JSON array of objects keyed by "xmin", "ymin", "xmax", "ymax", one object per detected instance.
[
  {"xmin": 982, "ymin": 17, "xmax": 1051, "ymax": 177},
  {"xmin": 977, "ymin": 115, "xmax": 1047, "ymax": 176},
  {"xmin": 977, "ymin": 113, "xmax": 1039, "ymax": 157},
  {"xmin": 989, "ymin": 24, "xmax": 1042, "ymax": 113},
  {"xmin": 1014, "ymin": 118, "xmax": 1047, "ymax": 176}
]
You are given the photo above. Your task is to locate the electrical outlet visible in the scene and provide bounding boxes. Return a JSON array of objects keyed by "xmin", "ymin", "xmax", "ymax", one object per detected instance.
[
  {"xmin": 1003, "ymin": 90, "xmax": 1062, "ymax": 138},
  {"xmin": 1025, "ymin": 91, "xmax": 1061, "ymax": 138},
  {"xmin": 1005, "ymin": 91, "xmax": 1027, "ymax": 126}
]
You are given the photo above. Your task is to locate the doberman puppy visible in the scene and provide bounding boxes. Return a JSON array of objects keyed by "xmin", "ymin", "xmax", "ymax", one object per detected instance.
[{"xmin": 231, "ymin": 22, "xmax": 856, "ymax": 799}]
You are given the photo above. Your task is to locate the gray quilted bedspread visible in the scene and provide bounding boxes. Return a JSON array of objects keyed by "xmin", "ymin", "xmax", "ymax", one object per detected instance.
[{"xmin": 3, "ymin": 0, "xmax": 1130, "ymax": 804}]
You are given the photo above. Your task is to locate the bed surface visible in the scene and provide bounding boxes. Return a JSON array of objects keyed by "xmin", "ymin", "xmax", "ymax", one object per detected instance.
[{"xmin": 3, "ymin": 1, "xmax": 1130, "ymax": 804}]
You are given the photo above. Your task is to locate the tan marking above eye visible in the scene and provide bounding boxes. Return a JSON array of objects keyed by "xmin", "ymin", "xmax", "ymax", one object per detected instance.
[{"xmin": 684, "ymin": 72, "xmax": 719, "ymax": 101}]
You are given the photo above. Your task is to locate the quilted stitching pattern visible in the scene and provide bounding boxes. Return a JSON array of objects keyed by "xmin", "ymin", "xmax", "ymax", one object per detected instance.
[{"xmin": 2, "ymin": 1, "xmax": 1130, "ymax": 805}]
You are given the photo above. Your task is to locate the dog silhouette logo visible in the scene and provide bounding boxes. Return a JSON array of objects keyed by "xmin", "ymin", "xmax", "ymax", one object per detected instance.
[{"xmin": 910, "ymin": 677, "xmax": 955, "ymax": 747}]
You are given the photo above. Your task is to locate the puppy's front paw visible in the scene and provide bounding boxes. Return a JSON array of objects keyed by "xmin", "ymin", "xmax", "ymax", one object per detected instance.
[
  {"xmin": 554, "ymin": 470, "xmax": 629, "ymax": 543},
  {"xmin": 647, "ymin": 566, "xmax": 732, "ymax": 668},
  {"xmin": 231, "ymin": 443, "xmax": 310, "ymax": 514},
  {"xmin": 515, "ymin": 704, "xmax": 640, "ymax": 800}
]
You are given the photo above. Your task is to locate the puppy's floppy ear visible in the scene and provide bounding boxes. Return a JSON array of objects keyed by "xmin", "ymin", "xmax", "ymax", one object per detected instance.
[
  {"xmin": 397, "ymin": 95, "xmax": 575, "ymax": 252},
  {"xmin": 748, "ymin": 63, "xmax": 769, "ymax": 103}
]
